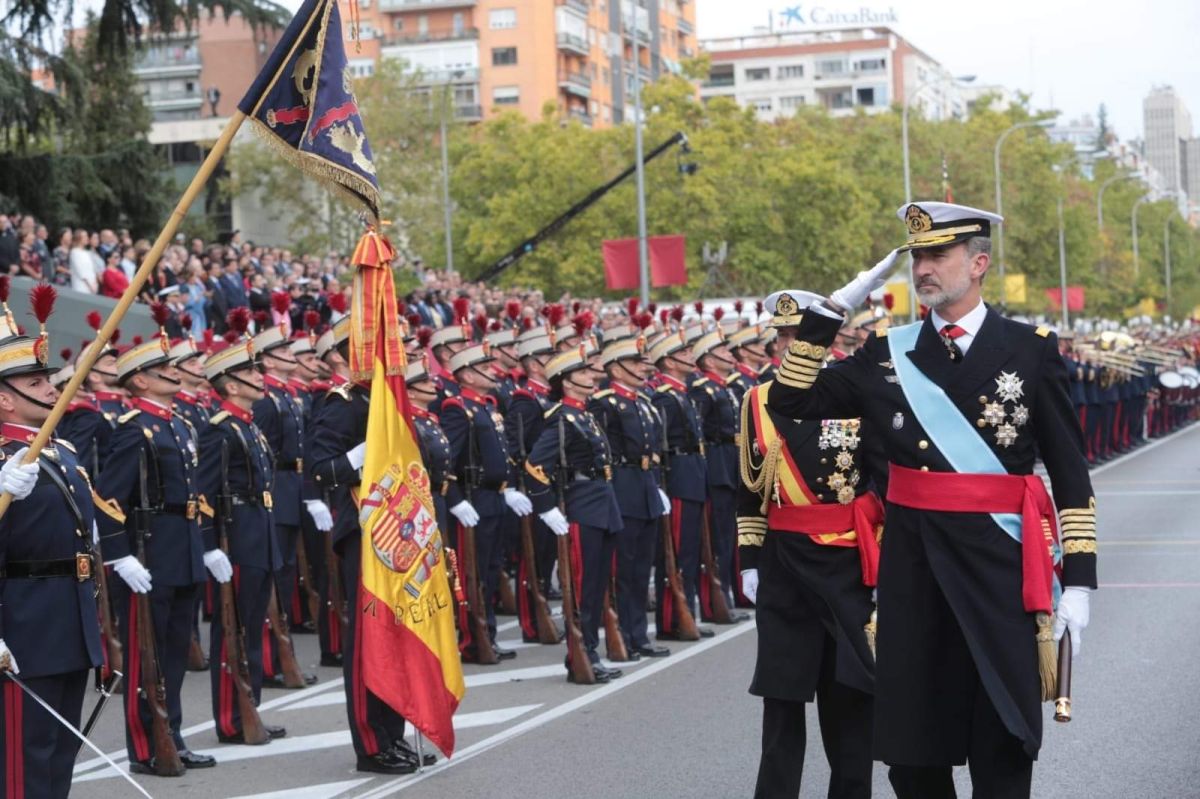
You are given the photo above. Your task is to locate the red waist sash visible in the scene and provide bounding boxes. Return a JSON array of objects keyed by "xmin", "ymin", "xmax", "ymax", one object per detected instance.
[
  {"xmin": 886, "ymin": 464, "xmax": 1058, "ymax": 614},
  {"xmin": 767, "ymin": 492, "xmax": 884, "ymax": 587}
]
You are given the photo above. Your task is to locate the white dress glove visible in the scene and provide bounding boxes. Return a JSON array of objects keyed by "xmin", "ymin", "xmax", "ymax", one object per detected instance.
[
  {"xmin": 657, "ymin": 488, "xmax": 672, "ymax": 517},
  {"xmin": 346, "ymin": 442, "xmax": 367, "ymax": 470},
  {"xmin": 502, "ymin": 488, "xmax": 533, "ymax": 516},
  {"xmin": 449, "ymin": 500, "xmax": 480, "ymax": 528},
  {"xmin": 740, "ymin": 569, "xmax": 759, "ymax": 605},
  {"xmin": 304, "ymin": 499, "xmax": 334, "ymax": 531},
  {"xmin": 828, "ymin": 248, "xmax": 901, "ymax": 312},
  {"xmin": 0, "ymin": 638, "xmax": 18, "ymax": 674},
  {"xmin": 1053, "ymin": 586, "xmax": 1091, "ymax": 656},
  {"xmin": 111, "ymin": 555, "xmax": 153, "ymax": 594},
  {"xmin": 539, "ymin": 508, "xmax": 570, "ymax": 537},
  {"xmin": 203, "ymin": 549, "xmax": 234, "ymax": 584},
  {"xmin": 0, "ymin": 447, "xmax": 39, "ymax": 500}
]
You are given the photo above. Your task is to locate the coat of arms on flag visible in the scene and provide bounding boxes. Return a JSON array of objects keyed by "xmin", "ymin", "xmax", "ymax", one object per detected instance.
[{"xmin": 359, "ymin": 462, "xmax": 444, "ymax": 598}]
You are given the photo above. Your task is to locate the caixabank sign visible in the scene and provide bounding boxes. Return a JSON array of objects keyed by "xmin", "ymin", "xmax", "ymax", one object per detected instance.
[{"xmin": 778, "ymin": 5, "xmax": 900, "ymax": 27}]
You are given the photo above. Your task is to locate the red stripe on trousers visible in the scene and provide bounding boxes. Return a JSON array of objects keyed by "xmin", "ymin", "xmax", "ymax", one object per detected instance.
[
  {"xmin": 217, "ymin": 636, "xmax": 237, "ymax": 737},
  {"xmin": 351, "ymin": 580, "xmax": 379, "ymax": 755},
  {"xmin": 126, "ymin": 594, "xmax": 151, "ymax": 762},
  {"xmin": 516, "ymin": 554, "xmax": 535, "ymax": 640},
  {"xmin": 6, "ymin": 680, "xmax": 24, "ymax": 799},
  {"xmin": 262, "ymin": 621, "xmax": 275, "ymax": 679}
]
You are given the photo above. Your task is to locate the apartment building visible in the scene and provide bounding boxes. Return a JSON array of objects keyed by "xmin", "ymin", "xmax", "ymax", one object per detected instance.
[
  {"xmin": 356, "ymin": 0, "xmax": 698, "ymax": 127},
  {"xmin": 698, "ymin": 26, "xmax": 962, "ymax": 122}
]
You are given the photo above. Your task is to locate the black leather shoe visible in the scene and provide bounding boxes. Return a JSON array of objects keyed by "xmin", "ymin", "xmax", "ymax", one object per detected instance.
[
  {"xmin": 492, "ymin": 645, "xmax": 517, "ymax": 660},
  {"xmin": 128, "ymin": 758, "xmax": 186, "ymax": 777},
  {"xmin": 697, "ymin": 626, "xmax": 715, "ymax": 638},
  {"xmin": 727, "ymin": 611, "xmax": 750, "ymax": 623},
  {"xmin": 320, "ymin": 653, "xmax": 344, "ymax": 667},
  {"xmin": 593, "ymin": 664, "xmax": 623, "ymax": 680},
  {"xmin": 357, "ymin": 751, "xmax": 418, "ymax": 774},
  {"xmin": 567, "ymin": 667, "xmax": 609, "ymax": 685},
  {"xmin": 635, "ymin": 645, "xmax": 670, "ymax": 658},
  {"xmin": 624, "ymin": 650, "xmax": 641, "ymax": 661},
  {"xmin": 216, "ymin": 731, "xmax": 270, "ymax": 745},
  {"xmin": 265, "ymin": 725, "xmax": 287, "ymax": 739},
  {"xmin": 390, "ymin": 739, "xmax": 437, "ymax": 766},
  {"xmin": 178, "ymin": 750, "xmax": 217, "ymax": 769}
]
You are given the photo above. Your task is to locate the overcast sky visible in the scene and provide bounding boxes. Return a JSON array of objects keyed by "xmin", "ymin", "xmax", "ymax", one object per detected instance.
[{"xmin": 696, "ymin": 0, "xmax": 1200, "ymax": 141}]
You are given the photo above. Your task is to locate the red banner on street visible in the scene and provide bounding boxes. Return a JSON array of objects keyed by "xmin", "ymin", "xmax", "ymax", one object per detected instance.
[
  {"xmin": 602, "ymin": 235, "xmax": 688, "ymax": 290},
  {"xmin": 1045, "ymin": 286, "xmax": 1086, "ymax": 312}
]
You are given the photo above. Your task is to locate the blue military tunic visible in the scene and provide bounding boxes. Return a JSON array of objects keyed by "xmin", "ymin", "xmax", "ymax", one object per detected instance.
[
  {"xmin": 254, "ymin": 375, "xmax": 305, "ymax": 528},
  {"xmin": 525, "ymin": 398, "xmax": 622, "ymax": 531},
  {"xmin": 651, "ymin": 375, "xmax": 707, "ymax": 501},
  {"xmin": 587, "ymin": 382, "xmax": 666, "ymax": 520},
  {"xmin": 172, "ymin": 391, "xmax": 211, "ymax": 438}
]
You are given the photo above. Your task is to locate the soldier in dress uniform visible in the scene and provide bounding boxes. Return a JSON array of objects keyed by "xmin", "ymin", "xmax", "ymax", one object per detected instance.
[
  {"xmin": 485, "ymin": 325, "xmax": 521, "ymax": 414},
  {"xmin": 0, "ymin": 306, "xmax": 103, "ymax": 798},
  {"xmin": 94, "ymin": 331, "xmax": 217, "ymax": 772},
  {"xmin": 690, "ymin": 331, "xmax": 750, "ymax": 619},
  {"xmin": 309, "ymin": 317, "xmax": 430, "ymax": 774},
  {"xmin": 171, "ymin": 338, "xmax": 211, "ymax": 435},
  {"xmin": 428, "ymin": 301, "xmax": 471, "ymax": 414},
  {"xmin": 648, "ymin": 332, "xmax": 712, "ymax": 639},
  {"xmin": 58, "ymin": 333, "xmax": 124, "ymax": 480},
  {"xmin": 524, "ymin": 345, "xmax": 625, "ymax": 682},
  {"xmin": 197, "ymin": 330, "xmax": 287, "ymax": 744},
  {"xmin": 739, "ymin": 289, "xmax": 883, "ymax": 799},
  {"xmin": 589, "ymin": 333, "xmax": 671, "ymax": 659},
  {"xmin": 440, "ymin": 342, "xmax": 532, "ymax": 661},
  {"xmin": 726, "ymin": 324, "xmax": 767, "ymax": 405},
  {"xmin": 250, "ymin": 323, "xmax": 317, "ymax": 687},
  {"xmin": 768, "ymin": 202, "xmax": 1095, "ymax": 798}
]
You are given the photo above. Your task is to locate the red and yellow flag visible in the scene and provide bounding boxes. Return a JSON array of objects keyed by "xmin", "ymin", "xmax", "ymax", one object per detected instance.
[{"xmin": 349, "ymin": 230, "xmax": 465, "ymax": 756}]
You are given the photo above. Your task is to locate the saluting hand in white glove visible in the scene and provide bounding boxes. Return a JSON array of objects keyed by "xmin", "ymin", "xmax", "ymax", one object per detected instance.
[
  {"xmin": 828, "ymin": 248, "xmax": 902, "ymax": 312},
  {"xmin": 741, "ymin": 569, "xmax": 759, "ymax": 605}
]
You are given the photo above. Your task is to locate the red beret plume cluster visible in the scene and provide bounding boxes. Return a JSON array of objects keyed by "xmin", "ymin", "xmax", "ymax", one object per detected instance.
[
  {"xmin": 132, "ymin": 335, "xmax": 144, "ymax": 346},
  {"xmin": 712, "ymin": 307, "xmax": 725, "ymax": 322},
  {"xmin": 416, "ymin": 327, "xmax": 434, "ymax": 349},
  {"xmin": 86, "ymin": 310, "xmax": 103, "ymax": 331},
  {"xmin": 572, "ymin": 314, "xmax": 590, "ymax": 338},
  {"xmin": 180, "ymin": 313, "xmax": 193, "ymax": 330},
  {"xmin": 521, "ymin": 317, "xmax": 534, "ymax": 331},
  {"xmin": 396, "ymin": 300, "xmax": 407, "ymax": 317},
  {"xmin": 0, "ymin": 275, "xmax": 10, "ymax": 304},
  {"xmin": 149, "ymin": 301, "xmax": 170, "ymax": 328},
  {"xmin": 405, "ymin": 312, "xmax": 421, "ymax": 328},
  {"xmin": 111, "ymin": 328, "xmax": 121, "ymax": 344},
  {"xmin": 626, "ymin": 297, "xmax": 639, "ymax": 317},
  {"xmin": 733, "ymin": 300, "xmax": 743, "ymax": 314},
  {"xmin": 647, "ymin": 302, "xmax": 657, "ymax": 315},
  {"xmin": 571, "ymin": 300, "xmax": 582, "ymax": 315},
  {"xmin": 546, "ymin": 303, "xmax": 565, "ymax": 327},
  {"xmin": 670, "ymin": 305, "xmax": 684, "ymax": 322},
  {"xmin": 489, "ymin": 319, "xmax": 503, "ymax": 332},
  {"xmin": 755, "ymin": 301, "xmax": 764, "ymax": 316},
  {"xmin": 30, "ymin": 282, "xmax": 57, "ymax": 324},
  {"xmin": 60, "ymin": 348, "xmax": 73, "ymax": 362},
  {"xmin": 272, "ymin": 292, "xmax": 291, "ymax": 315},
  {"xmin": 659, "ymin": 308, "xmax": 669, "ymax": 325},
  {"xmin": 304, "ymin": 310, "xmax": 322, "ymax": 331},
  {"xmin": 884, "ymin": 292, "xmax": 895, "ymax": 310},
  {"xmin": 202, "ymin": 329, "xmax": 215, "ymax": 350},
  {"xmin": 328, "ymin": 292, "xmax": 348, "ymax": 314},
  {"xmin": 223, "ymin": 330, "xmax": 240, "ymax": 344},
  {"xmin": 473, "ymin": 313, "xmax": 487, "ymax": 332},
  {"xmin": 693, "ymin": 301, "xmax": 704, "ymax": 315},
  {"xmin": 226, "ymin": 307, "xmax": 251, "ymax": 336},
  {"xmin": 453, "ymin": 297, "xmax": 470, "ymax": 323},
  {"xmin": 634, "ymin": 312, "xmax": 653, "ymax": 330},
  {"xmin": 506, "ymin": 299, "xmax": 521, "ymax": 321},
  {"xmin": 538, "ymin": 305, "xmax": 550, "ymax": 318},
  {"xmin": 251, "ymin": 311, "xmax": 270, "ymax": 330}
]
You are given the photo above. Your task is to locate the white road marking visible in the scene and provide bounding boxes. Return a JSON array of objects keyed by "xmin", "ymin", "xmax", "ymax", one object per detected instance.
[
  {"xmin": 1089, "ymin": 423, "xmax": 1200, "ymax": 476},
  {"xmin": 227, "ymin": 778, "xmax": 373, "ymax": 799},
  {"xmin": 351, "ymin": 620, "xmax": 758, "ymax": 799}
]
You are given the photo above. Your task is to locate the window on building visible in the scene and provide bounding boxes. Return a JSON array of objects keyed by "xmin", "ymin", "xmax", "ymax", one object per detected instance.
[
  {"xmin": 392, "ymin": 18, "xmax": 404, "ymax": 31},
  {"xmin": 780, "ymin": 95, "xmax": 805, "ymax": 110},
  {"xmin": 348, "ymin": 59, "xmax": 375, "ymax": 78},
  {"xmin": 489, "ymin": 8, "xmax": 517, "ymax": 29},
  {"xmin": 745, "ymin": 67, "xmax": 770, "ymax": 81},
  {"xmin": 855, "ymin": 57, "xmax": 886, "ymax": 72},
  {"xmin": 492, "ymin": 47, "xmax": 518, "ymax": 66},
  {"xmin": 856, "ymin": 87, "xmax": 876, "ymax": 106},
  {"xmin": 752, "ymin": 98, "xmax": 772, "ymax": 113},
  {"xmin": 452, "ymin": 12, "xmax": 464, "ymax": 35},
  {"xmin": 493, "ymin": 86, "xmax": 520, "ymax": 105},
  {"xmin": 418, "ymin": 15, "xmax": 428, "ymax": 35},
  {"xmin": 778, "ymin": 64, "xmax": 804, "ymax": 79},
  {"xmin": 816, "ymin": 59, "xmax": 845, "ymax": 76},
  {"xmin": 454, "ymin": 85, "xmax": 477, "ymax": 105}
]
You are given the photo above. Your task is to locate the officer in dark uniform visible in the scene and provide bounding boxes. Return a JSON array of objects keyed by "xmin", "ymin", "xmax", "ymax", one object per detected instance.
[
  {"xmin": 94, "ymin": 333, "xmax": 216, "ymax": 772},
  {"xmin": 690, "ymin": 330, "xmax": 749, "ymax": 618},
  {"xmin": 739, "ymin": 289, "xmax": 882, "ymax": 799},
  {"xmin": 309, "ymin": 317, "xmax": 429, "ymax": 774},
  {"xmin": 428, "ymin": 307, "xmax": 471, "ymax": 414},
  {"xmin": 589, "ymin": 333, "xmax": 671, "ymax": 659},
  {"xmin": 485, "ymin": 326, "xmax": 520, "ymax": 414},
  {"xmin": 768, "ymin": 202, "xmax": 1095, "ymax": 798},
  {"xmin": 0, "ymin": 316, "xmax": 103, "ymax": 798},
  {"xmin": 648, "ymin": 331, "xmax": 712, "ymax": 639},
  {"xmin": 441, "ymin": 342, "xmax": 533, "ymax": 662},
  {"xmin": 197, "ymin": 334, "xmax": 287, "ymax": 744},
  {"xmin": 250, "ymin": 322, "xmax": 316, "ymax": 687},
  {"xmin": 524, "ymin": 345, "xmax": 625, "ymax": 682},
  {"xmin": 58, "ymin": 335, "xmax": 124, "ymax": 481}
]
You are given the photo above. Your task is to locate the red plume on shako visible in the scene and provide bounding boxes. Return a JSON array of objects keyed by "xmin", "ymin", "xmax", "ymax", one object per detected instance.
[
  {"xmin": 304, "ymin": 310, "xmax": 322, "ymax": 331},
  {"xmin": 328, "ymin": 292, "xmax": 348, "ymax": 315},
  {"xmin": 226, "ymin": 307, "xmax": 252, "ymax": 339},
  {"xmin": 30, "ymin": 283, "xmax": 57, "ymax": 365},
  {"xmin": 453, "ymin": 297, "xmax": 470, "ymax": 324},
  {"xmin": 416, "ymin": 327, "xmax": 434, "ymax": 350}
]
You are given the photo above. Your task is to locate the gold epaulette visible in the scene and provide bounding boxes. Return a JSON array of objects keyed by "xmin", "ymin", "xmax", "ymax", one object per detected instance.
[
  {"xmin": 525, "ymin": 461, "xmax": 551, "ymax": 485},
  {"xmin": 327, "ymin": 384, "xmax": 351, "ymax": 401},
  {"xmin": 1035, "ymin": 325, "xmax": 1051, "ymax": 338},
  {"xmin": 592, "ymin": 389, "xmax": 613, "ymax": 400},
  {"xmin": 118, "ymin": 409, "xmax": 140, "ymax": 424},
  {"xmin": 692, "ymin": 376, "xmax": 709, "ymax": 386},
  {"xmin": 872, "ymin": 328, "xmax": 889, "ymax": 339},
  {"xmin": 543, "ymin": 403, "xmax": 561, "ymax": 419},
  {"xmin": 92, "ymin": 489, "xmax": 126, "ymax": 524},
  {"xmin": 57, "ymin": 438, "xmax": 76, "ymax": 454},
  {"xmin": 209, "ymin": 410, "xmax": 232, "ymax": 426}
]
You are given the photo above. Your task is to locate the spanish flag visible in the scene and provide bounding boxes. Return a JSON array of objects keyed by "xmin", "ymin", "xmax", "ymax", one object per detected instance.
[{"xmin": 349, "ymin": 231, "xmax": 465, "ymax": 756}]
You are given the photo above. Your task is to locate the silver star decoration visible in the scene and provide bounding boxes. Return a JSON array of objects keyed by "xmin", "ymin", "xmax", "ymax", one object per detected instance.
[
  {"xmin": 835, "ymin": 450, "xmax": 854, "ymax": 470},
  {"xmin": 995, "ymin": 371, "xmax": 1025, "ymax": 403},
  {"xmin": 983, "ymin": 402, "xmax": 1007, "ymax": 426},
  {"xmin": 1011, "ymin": 404, "xmax": 1030, "ymax": 426},
  {"xmin": 828, "ymin": 472, "xmax": 847, "ymax": 491},
  {"xmin": 837, "ymin": 486, "xmax": 856, "ymax": 505},
  {"xmin": 995, "ymin": 422, "xmax": 1018, "ymax": 448}
]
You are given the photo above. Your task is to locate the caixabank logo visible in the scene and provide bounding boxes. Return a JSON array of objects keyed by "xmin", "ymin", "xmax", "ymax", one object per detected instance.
[{"xmin": 778, "ymin": 5, "xmax": 900, "ymax": 27}]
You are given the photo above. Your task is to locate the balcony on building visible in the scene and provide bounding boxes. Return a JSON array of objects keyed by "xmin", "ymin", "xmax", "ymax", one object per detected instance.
[
  {"xmin": 559, "ymin": 0, "xmax": 589, "ymax": 19},
  {"xmin": 558, "ymin": 69, "xmax": 592, "ymax": 98},
  {"xmin": 381, "ymin": 26, "xmax": 478, "ymax": 46},
  {"xmin": 454, "ymin": 103, "xmax": 483, "ymax": 121},
  {"xmin": 407, "ymin": 67, "xmax": 482, "ymax": 86},
  {"xmin": 703, "ymin": 64, "xmax": 735, "ymax": 88},
  {"xmin": 816, "ymin": 86, "xmax": 854, "ymax": 111},
  {"xmin": 677, "ymin": 17, "xmax": 693, "ymax": 36},
  {"xmin": 556, "ymin": 31, "xmax": 589, "ymax": 56},
  {"xmin": 133, "ymin": 41, "xmax": 201, "ymax": 78},
  {"xmin": 378, "ymin": 0, "xmax": 476, "ymax": 10},
  {"xmin": 566, "ymin": 106, "xmax": 593, "ymax": 127}
]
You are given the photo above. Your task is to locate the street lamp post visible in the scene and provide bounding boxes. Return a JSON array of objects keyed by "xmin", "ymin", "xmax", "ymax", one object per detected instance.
[
  {"xmin": 1097, "ymin": 173, "xmax": 1136, "ymax": 231},
  {"xmin": 1164, "ymin": 218, "xmax": 1172, "ymax": 314},
  {"xmin": 439, "ymin": 73, "xmax": 464, "ymax": 274},
  {"xmin": 1057, "ymin": 195, "xmax": 1069, "ymax": 329},
  {"xmin": 993, "ymin": 118, "xmax": 1055, "ymax": 307},
  {"xmin": 1131, "ymin": 195, "xmax": 1151, "ymax": 278},
  {"xmin": 629, "ymin": 8, "xmax": 650, "ymax": 306}
]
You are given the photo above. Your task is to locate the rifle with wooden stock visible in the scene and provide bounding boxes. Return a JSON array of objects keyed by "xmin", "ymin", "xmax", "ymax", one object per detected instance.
[
  {"xmin": 602, "ymin": 569, "xmax": 628, "ymax": 661},
  {"xmin": 658, "ymin": 429, "xmax": 699, "ymax": 641},
  {"xmin": 92, "ymin": 540, "xmax": 123, "ymax": 686},
  {"xmin": 699, "ymin": 506, "xmax": 734, "ymax": 624},
  {"xmin": 323, "ymin": 489, "xmax": 347, "ymax": 633},
  {"xmin": 265, "ymin": 582, "xmax": 309, "ymax": 689},
  {"xmin": 557, "ymin": 415, "xmax": 595, "ymax": 684},
  {"xmin": 134, "ymin": 448, "xmax": 185, "ymax": 776},
  {"xmin": 461, "ymin": 434, "xmax": 498, "ymax": 665},
  {"xmin": 295, "ymin": 534, "xmax": 322, "ymax": 632},
  {"xmin": 217, "ymin": 441, "xmax": 269, "ymax": 744},
  {"xmin": 516, "ymin": 412, "xmax": 562, "ymax": 644}
]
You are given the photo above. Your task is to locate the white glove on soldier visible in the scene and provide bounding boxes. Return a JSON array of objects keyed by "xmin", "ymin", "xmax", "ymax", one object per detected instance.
[
  {"xmin": 203, "ymin": 549, "xmax": 233, "ymax": 583},
  {"xmin": 346, "ymin": 442, "xmax": 367, "ymax": 470},
  {"xmin": 304, "ymin": 500, "xmax": 334, "ymax": 531},
  {"xmin": 657, "ymin": 488, "xmax": 672, "ymax": 517},
  {"xmin": 0, "ymin": 448, "xmax": 39, "ymax": 500},
  {"xmin": 502, "ymin": 488, "xmax": 533, "ymax": 516},
  {"xmin": 449, "ymin": 500, "xmax": 480, "ymax": 527},
  {"xmin": 740, "ymin": 569, "xmax": 759, "ymax": 605},
  {"xmin": 0, "ymin": 639, "xmax": 18, "ymax": 674},
  {"xmin": 828, "ymin": 248, "xmax": 902, "ymax": 312},
  {"xmin": 111, "ymin": 555, "xmax": 153, "ymax": 593},
  {"xmin": 539, "ymin": 508, "xmax": 569, "ymax": 537},
  {"xmin": 1053, "ymin": 586, "xmax": 1091, "ymax": 656}
]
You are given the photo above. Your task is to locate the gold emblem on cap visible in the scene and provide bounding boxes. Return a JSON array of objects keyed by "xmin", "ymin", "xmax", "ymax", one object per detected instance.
[
  {"xmin": 635, "ymin": 335, "xmax": 647, "ymax": 354},
  {"xmin": 906, "ymin": 204, "xmax": 933, "ymax": 234},
  {"xmin": 33, "ymin": 337, "xmax": 48, "ymax": 366},
  {"xmin": 160, "ymin": 336, "xmax": 170, "ymax": 355},
  {"xmin": 481, "ymin": 340, "xmax": 492, "ymax": 358},
  {"xmin": 776, "ymin": 293, "xmax": 798, "ymax": 317}
]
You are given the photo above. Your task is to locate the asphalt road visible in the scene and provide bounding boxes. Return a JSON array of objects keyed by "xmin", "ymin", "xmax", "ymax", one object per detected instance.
[{"xmin": 72, "ymin": 422, "xmax": 1200, "ymax": 799}]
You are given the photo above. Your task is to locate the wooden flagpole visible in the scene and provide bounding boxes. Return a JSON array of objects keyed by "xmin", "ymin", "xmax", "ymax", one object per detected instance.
[{"xmin": 0, "ymin": 110, "xmax": 248, "ymax": 520}]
